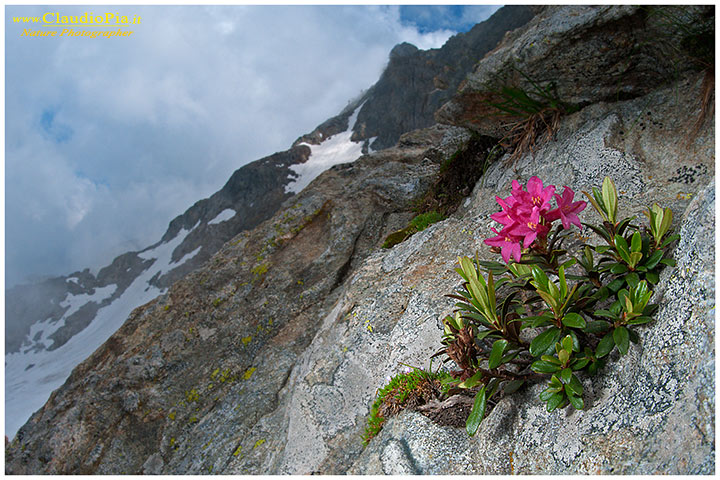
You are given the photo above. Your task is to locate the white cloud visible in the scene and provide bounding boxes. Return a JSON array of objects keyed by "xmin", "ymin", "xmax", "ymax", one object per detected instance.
[{"xmin": 5, "ymin": 5, "xmax": 488, "ymax": 286}]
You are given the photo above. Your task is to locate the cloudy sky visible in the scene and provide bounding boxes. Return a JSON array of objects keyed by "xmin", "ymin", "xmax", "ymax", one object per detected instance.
[{"xmin": 4, "ymin": 4, "xmax": 501, "ymax": 287}]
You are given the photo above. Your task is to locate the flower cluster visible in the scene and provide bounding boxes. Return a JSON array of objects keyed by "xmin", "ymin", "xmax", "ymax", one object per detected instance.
[{"xmin": 485, "ymin": 176, "xmax": 587, "ymax": 263}]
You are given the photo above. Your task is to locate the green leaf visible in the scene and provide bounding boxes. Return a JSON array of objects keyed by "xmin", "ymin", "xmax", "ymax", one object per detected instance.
[
  {"xmin": 583, "ymin": 188, "xmax": 604, "ymax": 220},
  {"xmin": 596, "ymin": 332, "xmax": 615, "ymax": 358},
  {"xmin": 458, "ymin": 370, "xmax": 485, "ymax": 389},
  {"xmin": 531, "ymin": 360, "xmax": 561, "ymax": 373},
  {"xmin": 626, "ymin": 316, "xmax": 654, "ymax": 325},
  {"xmin": 558, "ymin": 266, "xmax": 568, "ymax": 300},
  {"xmin": 562, "ymin": 312, "xmax": 586, "ymax": 329},
  {"xmin": 594, "ymin": 309, "xmax": 617, "ymax": 320},
  {"xmin": 541, "ymin": 355, "xmax": 561, "ymax": 364},
  {"xmin": 585, "ymin": 320, "xmax": 611, "ymax": 333},
  {"xmin": 629, "ymin": 252, "xmax": 643, "ymax": 268},
  {"xmin": 466, "ymin": 386, "xmax": 487, "ymax": 436},
  {"xmin": 546, "ymin": 276, "xmax": 561, "ymax": 300},
  {"xmin": 661, "ymin": 234, "xmax": 680, "ymax": 248},
  {"xmin": 610, "ymin": 263, "xmax": 628, "ymax": 274},
  {"xmin": 560, "ymin": 367, "xmax": 572, "ymax": 383},
  {"xmin": 558, "ymin": 349, "xmax": 570, "ymax": 365},
  {"xmin": 488, "ymin": 339, "xmax": 508, "ymax": 369},
  {"xmin": 566, "ymin": 374, "xmax": 584, "ymax": 396},
  {"xmin": 607, "ymin": 278, "xmax": 625, "ymax": 292},
  {"xmin": 614, "ymin": 235, "xmax": 631, "ymax": 264},
  {"xmin": 571, "ymin": 357, "xmax": 590, "ymax": 370},
  {"xmin": 529, "ymin": 327, "xmax": 561, "ymax": 357},
  {"xmin": 613, "ymin": 326, "xmax": 630, "ymax": 355},
  {"xmin": 503, "ymin": 380, "xmax": 525, "ymax": 394},
  {"xmin": 646, "ymin": 271, "xmax": 660, "ymax": 284},
  {"xmin": 567, "ymin": 393, "xmax": 584, "ymax": 410},
  {"xmin": 539, "ymin": 388, "xmax": 557, "ymax": 401},
  {"xmin": 486, "ymin": 377, "xmax": 501, "ymax": 399},
  {"xmin": 624, "ymin": 272, "xmax": 640, "ymax": 289},
  {"xmin": 530, "ymin": 265, "xmax": 550, "ymax": 292},
  {"xmin": 487, "ymin": 271, "xmax": 497, "ymax": 319},
  {"xmin": 602, "ymin": 177, "xmax": 618, "ymax": 223},
  {"xmin": 660, "ymin": 258, "xmax": 676, "ymax": 267},
  {"xmin": 475, "ymin": 329, "xmax": 496, "ymax": 341},
  {"xmin": 658, "ymin": 206, "xmax": 673, "ymax": 241},
  {"xmin": 522, "ymin": 315, "xmax": 554, "ymax": 328},
  {"xmin": 546, "ymin": 392, "xmax": 566, "ymax": 412},
  {"xmin": 630, "ymin": 231, "xmax": 642, "ymax": 253},
  {"xmin": 643, "ymin": 250, "xmax": 664, "ymax": 270},
  {"xmin": 561, "ymin": 335, "xmax": 573, "ymax": 353}
]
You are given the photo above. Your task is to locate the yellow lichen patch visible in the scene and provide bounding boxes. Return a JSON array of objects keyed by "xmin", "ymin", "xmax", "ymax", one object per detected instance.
[
  {"xmin": 218, "ymin": 368, "xmax": 232, "ymax": 383},
  {"xmin": 253, "ymin": 439, "xmax": 266, "ymax": 449},
  {"xmin": 168, "ymin": 411, "xmax": 176, "ymax": 421},
  {"xmin": 243, "ymin": 367, "xmax": 257, "ymax": 380},
  {"xmin": 242, "ymin": 336, "xmax": 252, "ymax": 346},
  {"xmin": 233, "ymin": 445, "xmax": 242, "ymax": 457},
  {"xmin": 211, "ymin": 368, "xmax": 220, "ymax": 380},
  {"xmin": 185, "ymin": 389, "xmax": 199, "ymax": 403}
]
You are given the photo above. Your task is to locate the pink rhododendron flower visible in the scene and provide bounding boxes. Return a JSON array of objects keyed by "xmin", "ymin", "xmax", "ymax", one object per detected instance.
[
  {"xmin": 484, "ymin": 227, "xmax": 523, "ymax": 263},
  {"xmin": 485, "ymin": 177, "xmax": 586, "ymax": 263},
  {"xmin": 545, "ymin": 186, "xmax": 587, "ymax": 230},
  {"xmin": 525, "ymin": 176, "xmax": 555, "ymax": 213},
  {"xmin": 509, "ymin": 206, "xmax": 550, "ymax": 248}
]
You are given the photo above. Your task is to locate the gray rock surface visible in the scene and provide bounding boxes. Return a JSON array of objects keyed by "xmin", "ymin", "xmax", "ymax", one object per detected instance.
[{"xmin": 436, "ymin": 5, "xmax": 711, "ymax": 137}]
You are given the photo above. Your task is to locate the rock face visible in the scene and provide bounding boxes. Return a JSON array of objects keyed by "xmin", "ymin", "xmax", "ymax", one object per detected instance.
[
  {"xmin": 6, "ymin": 5, "xmax": 714, "ymax": 475},
  {"xmin": 436, "ymin": 5, "xmax": 713, "ymax": 137},
  {"xmin": 347, "ymin": 5, "xmax": 536, "ymax": 150}
]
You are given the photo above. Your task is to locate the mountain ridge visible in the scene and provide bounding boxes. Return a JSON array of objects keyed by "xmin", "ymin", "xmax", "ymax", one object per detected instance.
[{"xmin": 5, "ymin": 5, "xmax": 536, "ymax": 440}]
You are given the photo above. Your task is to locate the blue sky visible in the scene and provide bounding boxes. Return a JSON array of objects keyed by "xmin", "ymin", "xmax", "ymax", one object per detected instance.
[{"xmin": 4, "ymin": 5, "xmax": 501, "ymax": 287}]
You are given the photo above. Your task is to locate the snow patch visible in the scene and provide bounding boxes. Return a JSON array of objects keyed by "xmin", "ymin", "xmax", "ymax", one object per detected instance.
[
  {"xmin": 59, "ymin": 284, "xmax": 117, "ymax": 320},
  {"xmin": 5, "ymin": 227, "xmax": 193, "ymax": 440},
  {"xmin": 208, "ymin": 208, "xmax": 236, "ymax": 225},
  {"xmin": 367, "ymin": 136, "xmax": 379, "ymax": 154},
  {"xmin": 285, "ymin": 103, "xmax": 366, "ymax": 194},
  {"xmin": 171, "ymin": 246, "xmax": 202, "ymax": 267}
]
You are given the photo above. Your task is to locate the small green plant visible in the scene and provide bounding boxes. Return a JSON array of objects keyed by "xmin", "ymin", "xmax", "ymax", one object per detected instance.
[
  {"xmin": 410, "ymin": 211, "xmax": 444, "ymax": 231},
  {"xmin": 485, "ymin": 67, "xmax": 578, "ymax": 162},
  {"xmin": 381, "ymin": 211, "xmax": 445, "ymax": 249},
  {"xmin": 363, "ymin": 367, "xmax": 449, "ymax": 445},
  {"xmin": 429, "ymin": 176, "xmax": 677, "ymax": 435}
]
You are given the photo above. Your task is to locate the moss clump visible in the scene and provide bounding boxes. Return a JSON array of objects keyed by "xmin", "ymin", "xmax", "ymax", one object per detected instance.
[
  {"xmin": 381, "ymin": 226, "xmax": 415, "ymax": 249},
  {"xmin": 381, "ymin": 211, "xmax": 445, "ymax": 249},
  {"xmin": 362, "ymin": 368, "xmax": 448, "ymax": 445},
  {"xmin": 410, "ymin": 211, "xmax": 444, "ymax": 231}
]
